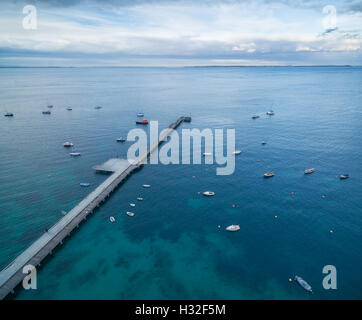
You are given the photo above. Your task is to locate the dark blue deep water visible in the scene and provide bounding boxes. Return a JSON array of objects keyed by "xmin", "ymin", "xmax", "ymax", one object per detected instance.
[{"xmin": 0, "ymin": 66, "xmax": 361, "ymax": 299}]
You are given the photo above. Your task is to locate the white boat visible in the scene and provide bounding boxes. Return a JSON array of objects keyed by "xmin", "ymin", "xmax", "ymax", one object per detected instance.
[
  {"xmin": 203, "ymin": 191, "xmax": 215, "ymax": 196},
  {"xmin": 304, "ymin": 168, "xmax": 315, "ymax": 174},
  {"xmin": 266, "ymin": 110, "xmax": 274, "ymax": 115},
  {"xmin": 203, "ymin": 152, "xmax": 212, "ymax": 156},
  {"xmin": 116, "ymin": 137, "xmax": 126, "ymax": 142},
  {"xmin": 226, "ymin": 225, "xmax": 240, "ymax": 232},
  {"xmin": 261, "ymin": 141, "xmax": 267, "ymax": 145},
  {"xmin": 70, "ymin": 152, "xmax": 81, "ymax": 156},
  {"xmin": 137, "ymin": 197, "xmax": 143, "ymax": 201},
  {"xmin": 295, "ymin": 276, "xmax": 313, "ymax": 293},
  {"xmin": 143, "ymin": 184, "xmax": 151, "ymax": 188},
  {"xmin": 232, "ymin": 150, "xmax": 241, "ymax": 155},
  {"xmin": 130, "ymin": 203, "xmax": 136, "ymax": 207},
  {"xmin": 137, "ymin": 113, "xmax": 144, "ymax": 117},
  {"xmin": 63, "ymin": 142, "xmax": 74, "ymax": 147},
  {"xmin": 126, "ymin": 211, "xmax": 135, "ymax": 217},
  {"xmin": 110, "ymin": 216, "xmax": 115, "ymax": 223}
]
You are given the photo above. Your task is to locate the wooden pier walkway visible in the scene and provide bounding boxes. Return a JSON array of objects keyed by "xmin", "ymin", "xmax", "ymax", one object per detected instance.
[{"xmin": 0, "ymin": 116, "xmax": 191, "ymax": 299}]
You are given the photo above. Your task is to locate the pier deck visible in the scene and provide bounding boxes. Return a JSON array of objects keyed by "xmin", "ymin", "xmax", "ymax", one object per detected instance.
[{"xmin": 0, "ymin": 116, "xmax": 190, "ymax": 300}]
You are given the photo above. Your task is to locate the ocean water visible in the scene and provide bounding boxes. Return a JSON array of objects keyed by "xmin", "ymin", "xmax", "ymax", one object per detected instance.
[{"xmin": 0, "ymin": 66, "xmax": 361, "ymax": 299}]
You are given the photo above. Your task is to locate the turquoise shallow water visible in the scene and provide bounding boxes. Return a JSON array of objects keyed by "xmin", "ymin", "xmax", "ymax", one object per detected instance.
[{"xmin": 0, "ymin": 66, "xmax": 361, "ymax": 299}]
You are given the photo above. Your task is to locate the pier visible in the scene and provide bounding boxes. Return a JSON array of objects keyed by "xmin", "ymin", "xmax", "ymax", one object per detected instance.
[{"xmin": 0, "ymin": 116, "xmax": 191, "ymax": 300}]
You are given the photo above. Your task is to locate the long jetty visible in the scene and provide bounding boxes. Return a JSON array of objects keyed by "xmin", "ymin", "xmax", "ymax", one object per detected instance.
[{"xmin": 0, "ymin": 116, "xmax": 191, "ymax": 299}]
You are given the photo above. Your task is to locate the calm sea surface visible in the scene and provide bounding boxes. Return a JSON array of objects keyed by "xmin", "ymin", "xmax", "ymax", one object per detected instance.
[{"xmin": 0, "ymin": 66, "xmax": 361, "ymax": 299}]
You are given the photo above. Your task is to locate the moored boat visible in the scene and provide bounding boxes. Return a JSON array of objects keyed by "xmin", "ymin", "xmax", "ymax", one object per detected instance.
[
  {"xmin": 252, "ymin": 115, "xmax": 260, "ymax": 119},
  {"xmin": 126, "ymin": 211, "xmax": 135, "ymax": 217},
  {"xmin": 95, "ymin": 106, "xmax": 102, "ymax": 109},
  {"xmin": 295, "ymin": 276, "xmax": 313, "ymax": 293},
  {"xmin": 136, "ymin": 119, "xmax": 148, "ymax": 125},
  {"xmin": 137, "ymin": 113, "xmax": 144, "ymax": 117},
  {"xmin": 203, "ymin": 152, "xmax": 212, "ymax": 156},
  {"xmin": 80, "ymin": 183, "xmax": 90, "ymax": 187},
  {"xmin": 226, "ymin": 225, "xmax": 240, "ymax": 232},
  {"xmin": 70, "ymin": 152, "xmax": 81, "ymax": 156},
  {"xmin": 232, "ymin": 150, "xmax": 241, "ymax": 155},
  {"xmin": 266, "ymin": 110, "xmax": 274, "ymax": 115},
  {"xmin": 143, "ymin": 184, "xmax": 151, "ymax": 188},
  {"xmin": 261, "ymin": 141, "xmax": 267, "ymax": 145},
  {"xmin": 66, "ymin": 107, "xmax": 72, "ymax": 111},
  {"xmin": 340, "ymin": 174, "xmax": 349, "ymax": 180},
  {"xmin": 63, "ymin": 142, "xmax": 74, "ymax": 147},
  {"xmin": 203, "ymin": 191, "xmax": 215, "ymax": 196},
  {"xmin": 264, "ymin": 172, "xmax": 274, "ymax": 178},
  {"xmin": 42, "ymin": 110, "xmax": 51, "ymax": 115},
  {"xmin": 116, "ymin": 137, "xmax": 126, "ymax": 142},
  {"xmin": 4, "ymin": 112, "xmax": 14, "ymax": 117},
  {"xmin": 110, "ymin": 216, "xmax": 115, "ymax": 223},
  {"xmin": 304, "ymin": 168, "xmax": 315, "ymax": 174}
]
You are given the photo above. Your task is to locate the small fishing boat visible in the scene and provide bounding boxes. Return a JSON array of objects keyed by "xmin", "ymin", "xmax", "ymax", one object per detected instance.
[
  {"xmin": 126, "ymin": 211, "xmax": 135, "ymax": 217},
  {"xmin": 232, "ymin": 150, "xmax": 241, "ymax": 155},
  {"xmin": 226, "ymin": 225, "xmax": 240, "ymax": 232},
  {"xmin": 137, "ymin": 197, "xmax": 143, "ymax": 201},
  {"xmin": 70, "ymin": 152, "xmax": 81, "ymax": 156},
  {"xmin": 203, "ymin": 152, "xmax": 212, "ymax": 156},
  {"xmin": 47, "ymin": 105, "xmax": 53, "ymax": 109},
  {"xmin": 130, "ymin": 203, "xmax": 136, "ymax": 207},
  {"xmin": 136, "ymin": 119, "xmax": 148, "ymax": 125},
  {"xmin": 80, "ymin": 183, "xmax": 90, "ymax": 187},
  {"xmin": 261, "ymin": 141, "xmax": 267, "ymax": 145},
  {"xmin": 266, "ymin": 110, "xmax": 274, "ymax": 115},
  {"xmin": 95, "ymin": 106, "xmax": 102, "ymax": 109},
  {"xmin": 340, "ymin": 174, "xmax": 349, "ymax": 180},
  {"xmin": 203, "ymin": 191, "xmax": 215, "ymax": 196},
  {"xmin": 116, "ymin": 137, "xmax": 126, "ymax": 142},
  {"xmin": 4, "ymin": 112, "xmax": 14, "ymax": 117},
  {"xmin": 143, "ymin": 184, "xmax": 151, "ymax": 188},
  {"xmin": 252, "ymin": 115, "xmax": 260, "ymax": 119},
  {"xmin": 304, "ymin": 168, "xmax": 315, "ymax": 174},
  {"xmin": 295, "ymin": 276, "xmax": 313, "ymax": 293},
  {"xmin": 264, "ymin": 172, "xmax": 274, "ymax": 178},
  {"xmin": 110, "ymin": 216, "xmax": 115, "ymax": 223},
  {"xmin": 63, "ymin": 142, "xmax": 74, "ymax": 147},
  {"xmin": 137, "ymin": 113, "xmax": 144, "ymax": 117},
  {"xmin": 66, "ymin": 107, "xmax": 72, "ymax": 111},
  {"xmin": 42, "ymin": 110, "xmax": 51, "ymax": 115}
]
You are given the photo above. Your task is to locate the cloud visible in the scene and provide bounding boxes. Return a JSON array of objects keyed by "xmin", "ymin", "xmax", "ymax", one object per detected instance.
[{"xmin": 0, "ymin": 0, "xmax": 361, "ymax": 66}]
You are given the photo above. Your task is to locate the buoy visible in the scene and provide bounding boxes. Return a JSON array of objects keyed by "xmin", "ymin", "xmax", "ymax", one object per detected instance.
[
  {"xmin": 289, "ymin": 278, "xmax": 293, "ymax": 282},
  {"xmin": 217, "ymin": 225, "xmax": 221, "ymax": 230},
  {"xmin": 291, "ymin": 192, "xmax": 294, "ymax": 195},
  {"xmin": 232, "ymin": 204, "xmax": 236, "ymax": 208},
  {"xmin": 330, "ymin": 230, "xmax": 334, "ymax": 234},
  {"xmin": 322, "ymin": 195, "xmax": 326, "ymax": 198},
  {"xmin": 192, "ymin": 176, "xmax": 195, "ymax": 178},
  {"xmin": 275, "ymin": 216, "xmax": 278, "ymax": 219}
]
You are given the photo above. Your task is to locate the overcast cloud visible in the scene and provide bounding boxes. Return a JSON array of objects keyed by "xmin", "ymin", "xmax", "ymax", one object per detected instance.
[{"xmin": 0, "ymin": 0, "xmax": 361, "ymax": 66}]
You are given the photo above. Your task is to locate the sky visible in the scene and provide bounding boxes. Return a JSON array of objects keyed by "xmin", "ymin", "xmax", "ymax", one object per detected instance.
[{"xmin": 0, "ymin": 0, "xmax": 361, "ymax": 66}]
